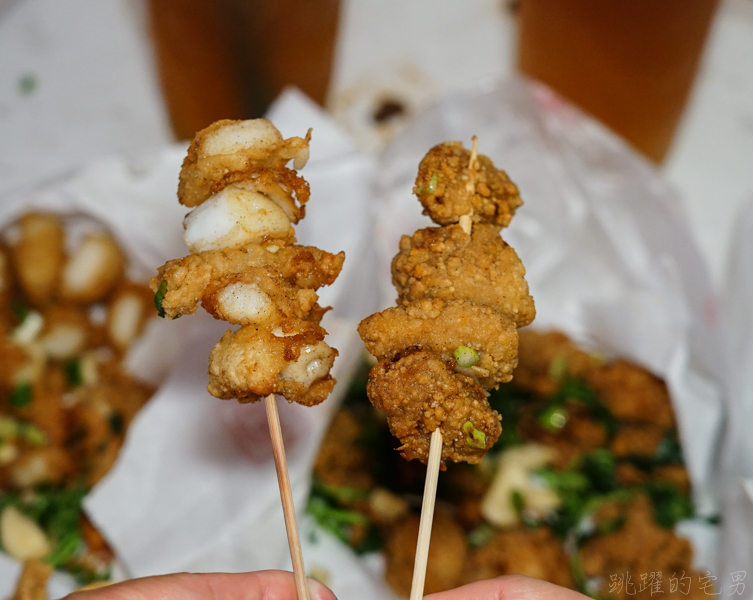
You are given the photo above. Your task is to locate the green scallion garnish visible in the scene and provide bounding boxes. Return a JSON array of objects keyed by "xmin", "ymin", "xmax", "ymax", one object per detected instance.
[
  {"xmin": 154, "ymin": 280, "xmax": 168, "ymax": 319},
  {"xmin": 454, "ymin": 345, "xmax": 480, "ymax": 368}
]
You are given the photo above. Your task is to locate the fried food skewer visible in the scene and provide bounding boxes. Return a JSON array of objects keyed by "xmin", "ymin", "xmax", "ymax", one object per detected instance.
[
  {"xmin": 265, "ymin": 393, "xmax": 311, "ymax": 600},
  {"xmin": 152, "ymin": 119, "xmax": 344, "ymax": 599}
]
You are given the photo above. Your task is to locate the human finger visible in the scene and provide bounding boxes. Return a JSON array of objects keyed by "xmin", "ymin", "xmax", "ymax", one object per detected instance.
[{"xmin": 424, "ymin": 574, "xmax": 590, "ymax": 600}]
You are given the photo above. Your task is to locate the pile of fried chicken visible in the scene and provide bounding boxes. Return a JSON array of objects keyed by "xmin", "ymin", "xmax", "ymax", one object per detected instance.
[
  {"xmin": 152, "ymin": 119, "xmax": 344, "ymax": 405},
  {"xmin": 358, "ymin": 141, "xmax": 535, "ymax": 464}
]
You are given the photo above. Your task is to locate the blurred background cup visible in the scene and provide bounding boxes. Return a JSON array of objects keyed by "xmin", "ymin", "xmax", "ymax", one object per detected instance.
[
  {"xmin": 517, "ymin": 0, "xmax": 721, "ymax": 162},
  {"xmin": 147, "ymin": 0, "xmax": 341, "ymax": 140}
]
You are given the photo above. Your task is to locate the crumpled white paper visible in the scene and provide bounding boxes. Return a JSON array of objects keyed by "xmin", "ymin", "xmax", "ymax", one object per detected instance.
[{"xmin": 82, "ymin": 88, "xmax": 381, "ymax": 590}]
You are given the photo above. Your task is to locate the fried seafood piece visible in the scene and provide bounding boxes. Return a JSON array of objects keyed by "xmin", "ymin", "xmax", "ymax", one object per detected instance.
[
  {"xmin": 151, "ymin": 244, "xmax": 344, "ymax": 321},
  {"xmin": 178, "ymin": 118, "xmax": 311, "ymax": 209},
  {"xmin": 359, "ymin": 298, "xmax": 518, "ymax": 388},
  {"xmin": 59, "ymin": 233, "xmax": 125, "ymax": 304},
  {"xmin": 38, "ymin": 305, "xmax": 92, "ymax": 361},
  {"xmin": 8, "ymin": 213, "xmax": 65, "ymax": 307},
  {"xmin": 314, "ymin": 410, "xmax": 374, "ymax": 490},
  {"xmin": 384, "ymin": 510, "xmax": 468, "ymax": 597},
  {"xmin": 106, "ymin": 282, "xmax": 155, "ymax": 351},
  {"xmin": 460, "ymin": 527, "xmax": 574, "ymax": 588},
  {"xmin": 208, "ymin": 318, "xmax": 337, "ymax": 406},
  {"xmin": 513, "ymin": 329, "xmax": 602, "ymax": 396},
  {"xmin": 414, "ymin": 142, "xmax": 522, "ymax": 227},
  {"xmin": 586, "ymin": 360, "xmax": 675, "ymax": 429},
  {"xmin": 392, "ymin": 223, "xmax": 535, "ymax": 327},
  {"xmin": 581, "ymin": 495, "xmax": 705, "ymax": 600},
  {"xmin": 367, "ymin": 348, "xmax": 501, "ymax": 465}
]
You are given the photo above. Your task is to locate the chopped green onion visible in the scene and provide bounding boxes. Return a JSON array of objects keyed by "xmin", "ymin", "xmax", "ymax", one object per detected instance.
[
  {"xmin": 548, "ymin": 353, "xmax": 568, "ymax": 382},
  {"xmin": 9, "ymin": 382, "xmax": 33, "ymax": 408},
  {"xmin": 153, "ymin": 280, "xmax": 168, "ymax": 318},
  {"xmin": 63, "ymin": 358, "xmax": 83, "ymax": 387},
  {"xmin": 538, "ymin": 406, "xmax": 568, "ymax": 431},
  {"xmin": 454, "ymin": 345, "xmax": 480, "ymax": 368},
  {"xmin": 109, "ymin": 412, "xmax": 124, "ymax": 435},
  {"xmin": 426, "ymin": 174, "xmax": 439, "ymax": 194},
  {"xmin": 0, "ymin": 416, "xmax": 18, "ymax": 438},
  {"xmin": 412, "ymin": 184, "xmax": 425, "ymax": 195},
  {"xmin": 462, "ymin": 421, "xmax": 486, "ymax": 449},
  {"xmin": 511, "ymin": 489, "xmax": 525, "ymax": 514},
  {"xmin": 11, "ymin": 300, "xmax": 30, "ymax": 325},
  {"xmin": 18, "ymin": 421, "xmax": 48, "ymax": 445}
]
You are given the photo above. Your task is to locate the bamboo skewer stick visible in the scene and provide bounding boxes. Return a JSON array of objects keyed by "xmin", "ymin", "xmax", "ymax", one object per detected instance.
[
  {"xmin": 409, "ymin": 427, "xmax": 444, "ymax": 600},
  {"xmin": 265, "ymin": 393, "xmax": 312, "ymax": 600}
]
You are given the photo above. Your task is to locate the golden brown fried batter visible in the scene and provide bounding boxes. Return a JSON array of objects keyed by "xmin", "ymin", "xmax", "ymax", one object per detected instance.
[
  {"xmin": 461, "ymin": 527, "xmax": 574, "ymax": 588},
  {"xmin": 610, "ymin": 425, "xmax": 666, "ymax": 458},
  {"xmin": 11, "ymin": 559, "xmax": 53, "ymax": 600},
  {"xmin": 414, "ymin": 142, "xmax": 522, "ymax": 227},
  {"xmin": 581, "ymin": 495, "xmax": 706, "ymax": 600},
  {"xmin": 9, "ymin": 213, "xmax": 65, "ymax": 307},
  {"xmin": 106, "ymin": 282, "xmax": 155, "ymax": 351},
  {"xmin": 314, "ymin": 410, "xmax": 374, "ymax": 490},
  {"xmin": 208, "ymin": 319, "xmax": 337, "ymax": 406},
  {"xmin": 367, "ymin": 348, "xmax": 501, "ymax": 465},
  {"xmin": 384, "ymin": 510, "xmax": 468, "ymax": 597},
  {"xmin": 59, "ymin": 233, "xmax": 125, "ymax": 305},
  {"xmin": 392, "ymin": 224, "xmax": 535, "ymax": 327},
  {"xmin": 151, "ymin": 244, "xmax": 344, "ymax": 321},
  {"xmin": 178, "ymin": 118, "xmax": 311, "ymax": 208},
  {"xmin": 513, "ymin": 329, "xmax": 601, "ymax": 397},
  {"xmin": 359, "ymin": 298, "xmax": 518, "ymax": 388},
  {"xmin": 586, "ymin": 360, "xmax": 675, "ymax": 428}
]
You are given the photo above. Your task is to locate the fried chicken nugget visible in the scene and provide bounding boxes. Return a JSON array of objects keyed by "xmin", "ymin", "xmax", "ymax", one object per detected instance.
[
  {"xmin": 208, "ymin": 318, "xmax": 337, "ymax": 406},
  {"xmin": 8, "ymin": 213, "xmax": 65, "ymax": 307},
  {"xmin": 151, "ymin": 245, "xmax": 344, "ymax": 321},
  {"xmin": 384, "ymin": 510, "xmax": 468, "ymax": 596},
  {"xmin": 414, "ymin": 142, "xmax": 522, "ymax": 227},
  {"xmin": 367, "ymin": 348, "xmax": 501, "ymax": 465},
  {"xmin": 178, "ymin": 118, "xmax": 311, "ymax": 209},
  {"xmin": 393, "ymin": 224, "xmax": 535, "ymax": 327},
  {"xmin": 359, "ymin": 298, "xmax": 518, "ymax": 388},
  {"xmin": 460, "ymin": 527, "xmax": 574, "ymax": 588}
]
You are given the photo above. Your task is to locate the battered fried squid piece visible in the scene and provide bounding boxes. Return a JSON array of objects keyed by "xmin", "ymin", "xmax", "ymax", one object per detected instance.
[
  {"xmin": 392, "ymin": 223, "xmax": 535, "ymax": 327},
  {"xmin": 359, "ymin": 140, "xmax": 533, "ymax": 465},
  {"xmin": 367, "ymin": 348, "xmax": 501, "ymax": 464},
  {"xmin": 178, "ymin": 118, "xmax": 311, "ymax": 209},
  {"xmin": 152, "ymin": 244, "xmax": 343, "ymax": 322},
  {"xmin": 413, "ymin": 142, "xmax": 522, "ymax": 227}
]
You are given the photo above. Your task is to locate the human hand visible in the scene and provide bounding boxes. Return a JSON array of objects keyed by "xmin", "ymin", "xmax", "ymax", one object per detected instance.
[
  {"xmin": 425, "ymin": 574, "xmax": 590, "ymax": 600},
  {"xmin": 64, "ymin": 569, "xmax": 337, "ymax": 600}
]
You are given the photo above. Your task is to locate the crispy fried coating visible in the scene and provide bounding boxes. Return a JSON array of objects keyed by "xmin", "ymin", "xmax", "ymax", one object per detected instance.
[
  {"xmin": 11, "ymin": 559, "xmax": 53, "ymax": 600},
  {"xmin": 9, "ymin": 213, "xmax": 65, "ymax": 307},
  {"xmin": 9, "ymin": 446, "xmax": 73, "ymax": 490},
  {"xmin": 314, "ymin": 410, "xmax": 374, "ymax": 490},
  {"xmin": 514, "ymin": 329, "xmax": 601, "ymax": 397},
  {"xmin": 367, "ymin": 348, "xmax": 501, "ymax": 465},
  {"xmin": 151, "ymin": 244, "xmax": 344, "ymax": 321},
  {"xmin": 208, "ymin": 319, "xmax": 337, "ymax": 406},
  {"xmin": 461, "ymin": 527, "xmax": 574, "ymax": 588},
  {"xmin": 586, "ymin": 360, "xmax": 675, "ymax": 428},
  {"xmin": 384, "ymin": 510, "xmax": 468, "ymax": 597},
  {"xmin": 178, "ymin": 118, "xmax": 311, "ymax": 208},
  {"xmin": 359, "ymin": 298, "xmax": 518, "ymax": 388},
  {"xmin": 414, "ymin": 142, "xmax": 522, "ymax": 227},
  {"xmin": 581, "ymin": 495, "xmax": 706, "ymax": 600},
  {"xmin": 39, "ymin": 305, "xmax": 92, "ymax": 361},
  {"xmin": 392, "ymin": 224, "xmax": 535, "ymax": 327},
  {"xmin": 610, "ymin": 424, "xmax": 665, "ymax": 458}
]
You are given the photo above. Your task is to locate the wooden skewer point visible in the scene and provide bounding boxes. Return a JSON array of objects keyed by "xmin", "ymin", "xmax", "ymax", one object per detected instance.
[
  {"xmin": 265, "ymin": 393, "xmax": 312, "ymax": 600},
  {"xmin": 409, "ymin": 427, "xmax": 444, "ymax": 600}
]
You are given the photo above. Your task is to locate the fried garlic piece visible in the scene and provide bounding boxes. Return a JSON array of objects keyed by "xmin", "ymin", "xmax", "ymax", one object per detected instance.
[
  {"xmin": 60, "ymin": 233, "xmax": 124, "ymax": 304},
  {"xmin": 151, "ymin": 244, "xmax": 343, "ymax": 321},
  {"xmin": 414, "ymin": 142, "xmax": 522, "ymax": 227},
  {"xmin": 9, "ymin": 213, "xmax": 65, "ymax": 307},
  {"xmin": 178, "ymin": 118, "xmax": 310, "ymax": 208},
  {"xmin": 393, "ymin": 223, "xmax": 535, "ymax": 327},
  {"xmin": 359, "ymin": 298, "xmax": 518, "ymax": 388},
  {"xmin": 367, "ymin": 348, "xmax": 501, "ymax": 465},
  {"xmin": 208, "ymin": 319, "xmax": 337, "ymax": 406}
]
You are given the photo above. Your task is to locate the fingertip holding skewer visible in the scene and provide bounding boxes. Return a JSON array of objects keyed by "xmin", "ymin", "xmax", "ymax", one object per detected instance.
[
  {"xmin": 409, "ymin": 427, "xmax": 444, "ymax": 600},
  {"xmin": 265, "ymin": 393, "xmax": 312, "ymax": 600}
]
